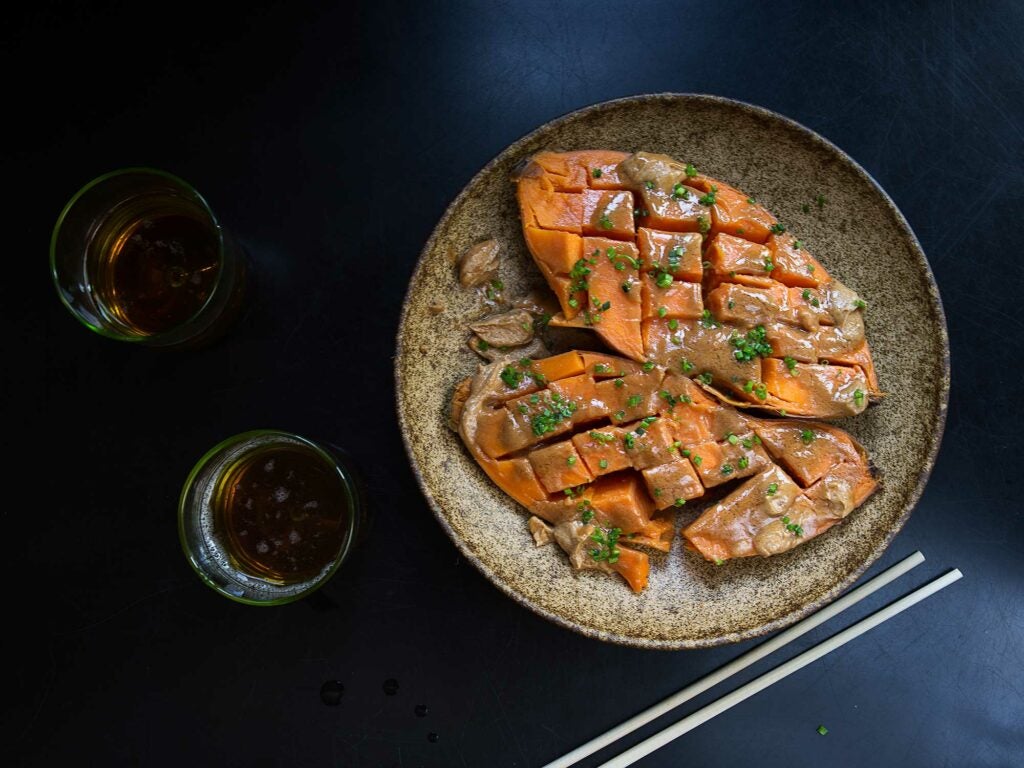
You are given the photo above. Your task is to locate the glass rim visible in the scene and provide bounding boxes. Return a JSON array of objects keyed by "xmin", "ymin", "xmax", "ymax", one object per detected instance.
[
  {"xmin": 49, "ymin": 166, "xmax": 228, "ymax": 343},
  {"xmin": 178, "ymin": 428, "xmax": 357, "ymax": 606}
]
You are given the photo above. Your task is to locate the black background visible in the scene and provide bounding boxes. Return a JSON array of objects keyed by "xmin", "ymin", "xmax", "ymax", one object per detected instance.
[{"xmin": 7, "ymin": 2, "xmax": 1023, "ymax": 766}]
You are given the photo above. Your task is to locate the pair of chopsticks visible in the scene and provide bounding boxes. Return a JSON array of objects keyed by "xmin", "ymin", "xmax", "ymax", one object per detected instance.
[{"xmin": 545, "ymin": 552, "xmax": 962, "ymax": 768}]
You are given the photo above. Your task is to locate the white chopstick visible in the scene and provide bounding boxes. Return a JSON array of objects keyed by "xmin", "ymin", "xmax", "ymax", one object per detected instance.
[
  {"xmin": 599, "ymin": 567, "xmax": 963, "ymax": 768},
  {"xmin": 544, "ymin": 550, "xmax": 927, "ymax": 768}
]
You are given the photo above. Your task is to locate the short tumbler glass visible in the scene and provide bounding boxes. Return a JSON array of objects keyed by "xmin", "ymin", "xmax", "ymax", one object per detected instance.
[
  {"xmin": 179, "ymin": 430, "xmax": 366, "ymax": 605},
  {"xmin": 50, "ymin": 167, "xmax": 246, "ymax": 346}
]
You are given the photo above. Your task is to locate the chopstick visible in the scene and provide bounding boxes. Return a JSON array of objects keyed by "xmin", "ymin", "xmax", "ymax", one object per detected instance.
[
  {"xmin": 599, "ymin": 567, "xmax": 963, "ymax": 768},
  {"xmin": 544, "ymin": 550, "xmax": 927, "ymax": 768}
]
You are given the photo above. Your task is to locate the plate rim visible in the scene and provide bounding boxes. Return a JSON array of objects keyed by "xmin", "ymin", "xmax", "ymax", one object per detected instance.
[{"xmin": 394, "ymin": 92, "xmax": 951, "ymax": 649}]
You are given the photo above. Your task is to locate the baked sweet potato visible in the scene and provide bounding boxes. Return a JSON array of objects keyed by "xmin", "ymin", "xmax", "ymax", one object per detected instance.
[
  {"xmin": 454, "ymin": 350, "xmax": 877, "ymax": 592},
  {"xmin": 515, "ymin": 150, "xmax": 879, "ymax": 418}
]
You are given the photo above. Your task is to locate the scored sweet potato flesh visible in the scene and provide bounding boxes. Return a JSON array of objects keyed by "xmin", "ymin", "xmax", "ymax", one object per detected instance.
[
  {"xmin": 516, "ymin": 150, "xmax": 880, "ymax": 418},
  {"xmin": 455, "ymin": 350, "xmax": 877, "ymax": 592}
]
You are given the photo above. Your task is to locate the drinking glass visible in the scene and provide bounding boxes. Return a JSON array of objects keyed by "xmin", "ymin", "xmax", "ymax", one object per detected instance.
[
  {"xmin": 179, "ymin": 430, "xmax": 367, "ymax": 605},
  {"xmin": 51, "ymin": 167, "xmax": 246, "ymax": 346}
]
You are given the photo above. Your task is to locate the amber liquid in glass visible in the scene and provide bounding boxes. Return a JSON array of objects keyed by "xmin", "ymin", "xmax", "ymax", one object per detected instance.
[
  {"xmin": 211, "ymin": 444, "xmax": 351, "ymax": 584},
  {"xmin": 93, "ymin": 210, "xmax": 221, "ymax": 335}
]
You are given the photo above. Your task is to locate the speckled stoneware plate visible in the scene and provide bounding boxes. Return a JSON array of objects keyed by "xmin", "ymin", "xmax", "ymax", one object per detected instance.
[{"xmin": 395, "ymin": 94, "xmax": 949, "ymax": 649}]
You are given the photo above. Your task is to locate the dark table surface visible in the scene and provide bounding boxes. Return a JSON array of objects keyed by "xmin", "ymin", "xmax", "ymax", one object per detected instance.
[{"xmin": 8, "ymin": 1, "xmax": 1023, "ymax": 766}]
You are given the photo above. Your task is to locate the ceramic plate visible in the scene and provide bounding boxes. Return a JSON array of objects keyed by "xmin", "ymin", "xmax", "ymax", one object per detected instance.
[{"xmin": 395, "ymin": 94, "xmax": 949, "ymax": 649}]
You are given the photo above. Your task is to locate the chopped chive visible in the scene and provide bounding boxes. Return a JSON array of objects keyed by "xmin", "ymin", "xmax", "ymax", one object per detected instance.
[
  {"xmin": 800, "ymin": 429, "xmax": 815, "ymax": 444},
  {"xmin": 766, "ymin": 482, "xmax": 778, "ymax": 496},
  {"xmin": 599, "ymin": 459, "xmax": 608, "ymax": 469},
  {"xmin": 567, "ymin": 456, "xmax": 577, "ymax": 466},
  {"xmin": 592, "ymin": 168, "xmax": 602, "ymax": 178}
]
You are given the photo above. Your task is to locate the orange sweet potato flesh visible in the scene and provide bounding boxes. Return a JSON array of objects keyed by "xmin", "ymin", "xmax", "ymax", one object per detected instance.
[
  {"xmin": 515, "ymin": 151, "xmax": 880, "ymax": 419},
  {"xmin": 456, "ymin": 351, "xmax": 877, "ymax": 591}
]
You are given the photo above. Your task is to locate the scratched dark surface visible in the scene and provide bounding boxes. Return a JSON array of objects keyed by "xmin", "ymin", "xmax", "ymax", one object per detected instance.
[{"xmin": 6, "ymin": 1, "xmax": 1023, "ymax": 766}]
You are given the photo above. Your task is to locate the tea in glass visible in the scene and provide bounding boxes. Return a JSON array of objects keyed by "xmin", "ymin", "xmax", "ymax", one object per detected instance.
[
  {"xmin": 179, "ymin": 430, "xmax": 366, "ymax": 604},
  {"xmin": 51, "ymin": 168, "xmax": 246, "ymax": 346}
]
